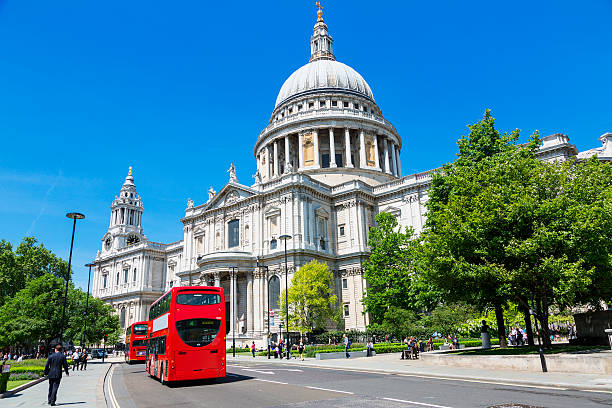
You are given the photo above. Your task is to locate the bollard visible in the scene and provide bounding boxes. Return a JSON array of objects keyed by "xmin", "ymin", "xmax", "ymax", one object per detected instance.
[{"xmin": 0, "ymin": 364, "xmax": 10, "ymax": 394}]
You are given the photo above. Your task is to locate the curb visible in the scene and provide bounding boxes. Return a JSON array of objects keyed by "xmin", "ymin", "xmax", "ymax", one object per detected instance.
[
  {"xmin": 227, "ymin": 357, "xmax": 612, "ymax": 393},
  {"xmin": 0, "ymin": 376, "xmax": 48, "ymax": 398},
  {"xmin": 102, "ymin": 362, "xmax": 122, "ymax": 408}
]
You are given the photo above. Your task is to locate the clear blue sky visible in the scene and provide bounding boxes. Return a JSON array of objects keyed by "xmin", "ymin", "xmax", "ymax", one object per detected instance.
[{"xmin": 1, "ymin": 0, "xmax": 611, "ymax": 290}]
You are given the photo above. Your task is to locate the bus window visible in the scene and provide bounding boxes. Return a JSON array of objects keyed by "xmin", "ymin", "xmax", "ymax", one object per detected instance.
[
  {"xmin": 176, "ymin": 293, "xmax": 221, "ymax": 306},
  {"xmin": 176, "ymin": 318, "xmax": 221, "ymax": 347}
]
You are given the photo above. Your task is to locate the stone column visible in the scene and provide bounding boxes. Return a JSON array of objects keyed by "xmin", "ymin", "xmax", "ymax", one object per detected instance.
[
  {"xmin": 383, "ymin": 138, "xmax": 391, "ymax": 174},
  {"xmin": 264, "ymin": 145, "xmax": 270, "ymax": 179},
  {"xmin": 345, "ymin": 128, "xmax": 353, "ymax": 168},
  {"xmin": 298, "ymin": 133, "xmax": 304, "ymax": 170},
  {"xmin": 329, "ymin": 127, "xmax": 336, "ymax": 167},
  {"xmin": 313, "ymin": 128, "xmax": 320, "ymax": 168},
  {"xmin": 359, "ymin": 129, "xmax": 366, "ymax": 168},
  {"xmin": 284, "ymin": 135, "xmax": 290, "ymax": 170},
  {"xmin": 373, "ymin": 134, "xmax": 380, "ymax": 170},
  {"xmin": 213, "ymin": 272, "xmax": 220, "ymax": 287},
  {"xmin": 247, "ymin": 271, "xmax": 254, "ymax": 334},
  {"xmin": 274, "ymin": 140, "xmax": 279, "ymax": 177},
  {"xmin": 391, "ymin": 143, "xmax": 399, "ymax": 177},
  {"xmin": 229, "ymin": 271, "xmax": 236, "ymax": 336},
  {"xmin": 395, "ymin": 145, "xmax": 403, "ymax": 177}
]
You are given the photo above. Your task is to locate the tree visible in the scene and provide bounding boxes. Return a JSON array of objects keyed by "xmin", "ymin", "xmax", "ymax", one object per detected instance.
[
  {"xmin": 0, "ymin": 237, "xmax": 68, "ymax": 306},
  {"xmin": 417, "ymin": 110, "xmax": 612, "ymax": 347},
  {"xmin": 362, "ymin": 212, "xmax": 438, "ymax": 324},
  {"xmin": 0, "ymin": 274, "xmax": 119, "ymax": 350},
  {"xmin": 279, "ymin": 260, "xmax": 340, "ymax": 335}
]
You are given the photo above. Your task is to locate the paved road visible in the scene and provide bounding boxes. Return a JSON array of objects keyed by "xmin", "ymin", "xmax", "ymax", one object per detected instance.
[{"xmin": 111, "ymin": 360, "xmax": 612, "ymax": 408}]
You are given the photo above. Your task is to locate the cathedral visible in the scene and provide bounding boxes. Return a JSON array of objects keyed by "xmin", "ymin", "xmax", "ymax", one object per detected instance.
[{"xmin": 92, "ymin": 6, "xmax": 612, "ymax": 346}]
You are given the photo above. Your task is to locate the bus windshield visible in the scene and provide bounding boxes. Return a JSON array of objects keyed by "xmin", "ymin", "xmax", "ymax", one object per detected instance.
[
  {"xmin": 132, "ymin": 339, "xmax": 146, "ymax": 347},
  {"xmin": 176, "ymin": 293, "xmax": 220, "ymax": 306},
  {"xmin": 133, "ymin": 324, "xmax": 148, "ymax": 335},
  {"xmin": 176, "ymin": 318, "xmax": 221, "ymax": 347}
]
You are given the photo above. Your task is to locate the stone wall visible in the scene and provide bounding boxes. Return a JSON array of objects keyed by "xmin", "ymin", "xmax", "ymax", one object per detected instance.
[{"xmin": 574, "ymin": 310, "xmax": 612, "ymax": 345}]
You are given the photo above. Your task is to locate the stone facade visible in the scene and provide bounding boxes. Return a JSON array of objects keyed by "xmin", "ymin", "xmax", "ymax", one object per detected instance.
[{"xmin": 92, "ymin": 8, "xmax": 611, "ymax": 346}]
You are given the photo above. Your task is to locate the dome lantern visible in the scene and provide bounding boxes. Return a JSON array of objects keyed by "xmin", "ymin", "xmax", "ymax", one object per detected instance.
[{"xmin": 309, "ymin": 2, "xmax": 335, "ymax": 62}]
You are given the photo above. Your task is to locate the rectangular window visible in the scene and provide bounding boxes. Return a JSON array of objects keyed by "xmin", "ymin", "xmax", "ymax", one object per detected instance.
[
  {"xmin": 228, "ymin": 219, "xmax": 240, "ymax": 248},
  {"xmin": 332, "ymin": 100, "xmax": 338, "ymax": 107},
  {"xmin": 343, "ymin": 101, "xmax": 349, "ymax": 108},
  {"xmin": 308, "ymin": 102, "xmax": 314, "ymax": 108},
  {"xmin": 288, "ymin": 108, "xmax": 293, "ymax": 114},
  {"xmin": 321, "ymin": 153, "xmax": 330, "ymax": 168},
  {"xmin": 339, "ymin": 225, "xmax": 345, "ymax": 237},
  {"xmin": 354, "ymin": 104, "xmax": 359, "ymax": 110},
  {"xmin": 103, "ymin": 275, "xmax": 107, "ymax": 288},
  {"xmin": 342, "ymin": 278, "xmax": 348, "ymax": 289},
  {"xmin": 124, "ymin": 269, "xmax": 129, "ymax": 283},
  {"xmin": 320, "ymin": 100, "xmax": 326, "ymax": 107},
  {"xmin": 298, "ymin": 104, "xmax": 302, "ymax": 111},
  {"xmin": 335, "ymin": 153, "xmax": 343, "ymax": 167},
  {"xmin": 116, "ymin": 272, "xmax": 119, "ymax": 285},
  {"xmin": 343, "ymin": 304, "xmax": 350, "ymax": 317},
  {"xmin": 133, "ymin": 268, "xmax": 137, "ymax": 282}
]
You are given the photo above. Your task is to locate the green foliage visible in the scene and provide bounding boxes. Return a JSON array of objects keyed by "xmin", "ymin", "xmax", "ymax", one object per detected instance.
[
  {"xmin": 415, "ymin": 110, "xmax": 612, "ymax": 348},
  {"xmin": 421, "ymin": 303, "xmax": 479, "ymax": 336},
  {"xmin": 363, "ymin": 212, "xmax": 438, "ymax": 323},
  {"xmin": 0, "ymin": 237, "xmax": 69, "ymax": 306},
  {"xmin": 279, "ymin": 260, "xmax": 341, "ymax": 334},
  {"xmin": 0, "ymin": 274, "xmax": 119, "ymax": 348}
]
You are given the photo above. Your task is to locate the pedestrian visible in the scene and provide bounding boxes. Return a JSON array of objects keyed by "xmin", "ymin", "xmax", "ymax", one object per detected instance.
[
  {"xmin": 251, "ymin": 341, "xmax": 256, "ymax": 358},
  {"xmin": 80, "ymin": 350, "xmax": 88, "ymax": 370},
  {"xmin": 45, "ymin": 344, "xmax": 69, "ymax": 406},
  {"xmin": 72, "ymin": 348, "xmax": 81, "ymax": 371},
  {"xmin": 427, "ymin": 337, "xmax": 433, "ymax": 352},
  {"xmin": 343, "ymin": 333, "xmax": 351, "ymax": 359},
  {"xmin": 298, "ymin": 340, "xmax": 305, "ymax": 361}
]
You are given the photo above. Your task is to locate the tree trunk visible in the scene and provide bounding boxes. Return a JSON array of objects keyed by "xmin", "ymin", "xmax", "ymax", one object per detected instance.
[
  {"xmin": 494, "ymin": 302, "xmax": 507, "ymax": 348},
  {"xmin": 540, "ymin": 297, "xmax": 551, "ymax": 348},
  {"xmin": 519, "ymin": 300, "xmax": 535, "ymax": 346}
]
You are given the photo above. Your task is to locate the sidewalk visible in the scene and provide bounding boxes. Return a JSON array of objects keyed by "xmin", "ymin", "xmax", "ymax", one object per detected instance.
[
  {"xmin": 228, "ymin": 352, "xmax": 612, "ymax": 392},
  {"xmin": 0, "ymin": 357, "xmax": 120, "ymax": 408}
]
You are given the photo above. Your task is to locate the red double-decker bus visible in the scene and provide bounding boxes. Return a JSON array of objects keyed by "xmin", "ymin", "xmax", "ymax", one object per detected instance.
[
  {"xmin": 145, "ymin": 286, "xmax": 226, "ymax": 384},
  {"xmin": 125, "ymin": 321, "xmax": 148, "ymax": 364}
]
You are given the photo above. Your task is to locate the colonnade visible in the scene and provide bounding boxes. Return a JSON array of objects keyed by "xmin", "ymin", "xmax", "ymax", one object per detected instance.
[{"xmin": 257, "ymin": 127, "xmax": 402, "ymax": 180}]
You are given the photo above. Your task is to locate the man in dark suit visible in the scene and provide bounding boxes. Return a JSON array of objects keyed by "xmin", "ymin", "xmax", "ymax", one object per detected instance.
[{"xmin": 44, "ymin": 344, "xmax": 69, "ymax": 406}]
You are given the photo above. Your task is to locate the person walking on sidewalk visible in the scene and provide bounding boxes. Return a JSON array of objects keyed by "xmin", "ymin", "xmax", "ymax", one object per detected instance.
[
  {"xmin": 298, "ymin": 340, "xmax": 305, "ymax": 361},
  {"xmin": 72, "ymin": 348, "xmax": 81, "ymax": 371},
  {"xmin": 343, "ymin": 334, "xmax": 351, "ymax": 359},
  {"xmin": 45, "ymin": 344, "xmax": 69, "ymax": 406},
  {"xmin": 80, "ymin": 350, "xmax": 88, "ymax": 370},
  {"xmin": 251, "ymin": 341, "xmax": 256, "ymax": 358}
]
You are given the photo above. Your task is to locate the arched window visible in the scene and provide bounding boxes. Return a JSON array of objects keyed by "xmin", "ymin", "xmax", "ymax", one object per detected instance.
[
  {"xmin": 116, "ymin": 272, "xmax": 120, "ymax": 285},
  {"xmin": 215, "ymin": 232, "xmax": 221, "ymax": 250},
  {"xmin": 228, "ymin": 219, "xmax": 240, "ymax": 248},
  {"xmin": 133, "ymin": 268, "xmax": 137, "ymax": 282},
  {"xmin": 244, "ymin": 225, "xmax": 250, "ymax": 244},
  {"xmin": 120, "ymin": 307, "xmax": 126, "ymax": 328},
  {"xmin": 268, "ymin": 275, "xmax": 280, "ymax": 309},
  {"xmin": 270, "ymin": 239, "xmax": 277, "ymax": 250}
]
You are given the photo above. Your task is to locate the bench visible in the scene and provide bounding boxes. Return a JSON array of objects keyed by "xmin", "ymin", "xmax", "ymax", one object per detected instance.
[{"xmin": 316, "ymin": 350, "xmax": 376, "ymax": 360}]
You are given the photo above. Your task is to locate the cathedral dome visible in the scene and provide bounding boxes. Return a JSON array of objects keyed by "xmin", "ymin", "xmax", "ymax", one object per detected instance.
[{"xmin": 275, "ymin": 60, "xmax": 374, "ymax": 108}]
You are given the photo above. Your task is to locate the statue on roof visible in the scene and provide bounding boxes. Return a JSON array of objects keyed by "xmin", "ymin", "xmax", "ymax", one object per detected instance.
[
  {"xmin": 187, "ymin": 198, "xmax": 194, "ymax": 208},
  {"xmin": 208, "ymin": 186, "xmax": 216, "ymax": 201},
  {"xmin": 253, "ymin": 169, "xmax": 262, "ymax": 184},
  {"xmin": 228, "ymin": 163, "xmax": 238, "ymax": 183}
]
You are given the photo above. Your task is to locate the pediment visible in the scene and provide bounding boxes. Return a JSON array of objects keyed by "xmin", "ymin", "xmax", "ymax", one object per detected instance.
[
  {"xmin": 381, "ymin": 206, "xmax": 401, "ymax": 217},
  {"xmin": 206, "ymin": 182, "xmax": 257, "ymax": 210},
  {"xmin": 264, "ymin": 206, "xmax": 281, "ymax": 218},
  {"xmin": 315, "ymin": 207, "xmax": 329, "ymax": 218}
]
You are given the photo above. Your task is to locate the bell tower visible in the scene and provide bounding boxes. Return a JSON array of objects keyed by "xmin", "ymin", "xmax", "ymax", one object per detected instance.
[
  {"xmin": 309, "ymin": 2, "xmax": 335, "ymax": 62},
  {"xmin": 102, "ymin": 167, "xmax": 145, "ymax": 252}
]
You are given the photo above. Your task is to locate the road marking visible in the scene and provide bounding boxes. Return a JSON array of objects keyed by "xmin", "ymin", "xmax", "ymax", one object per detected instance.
[
  {"xmin": 107, "ymin": 365, "xmax": 121, "ymax": 408},
  {"xmin": 383, "ymin": 397, "xmax": 453, "ymax": 408},
  {"xmin": 241, "ymin": 368, "xmax": 276, "ymax": 374},
  {"xmin": 305, "ymin": 386, "xmax": 354, "ymax": 394},
  {"xmin": 395, "ymin": 374, "xmax": 568, "ymax": 390},
  {"xmin": 254, "ymin": 378, "xmax": 288, "ymax": 385}
]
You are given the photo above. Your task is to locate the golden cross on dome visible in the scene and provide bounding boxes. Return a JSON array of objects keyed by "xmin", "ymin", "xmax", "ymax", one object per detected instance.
[
  {"xmin": 128, "ymin": 166, "xmax": 132, "ymax": 176},
  {"xmin": 316, "ymin": 1, "xmax": 323, "ymax": 11},
  {"xmin": 316, "ymin": 1, "xmax": 323, "ymax": 20}
]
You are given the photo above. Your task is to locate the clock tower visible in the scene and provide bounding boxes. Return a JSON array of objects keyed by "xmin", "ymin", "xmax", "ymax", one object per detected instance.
[{"xmin": 102, "ymin": 167, "xmax": 145, "ymax": 253}]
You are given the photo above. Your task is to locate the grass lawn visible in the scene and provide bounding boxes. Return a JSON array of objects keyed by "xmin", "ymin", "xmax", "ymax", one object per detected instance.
[
  {"xmin": 7, "ymin": 379, "xmax": 32, "ymax": 390},
  {"xmin": 454, "ymin": 344, "xmax": 609, "ymax": 356},
  {"xmin": 9, "ymin": 359, "xmax": 46, "ymax": 368}
]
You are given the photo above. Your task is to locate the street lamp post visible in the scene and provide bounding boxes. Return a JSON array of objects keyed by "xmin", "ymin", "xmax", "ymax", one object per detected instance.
[
  {"xmin": 530, "ymin": 292, "xmax": 548, "ymax": 373},
  {"xmin": 81, "ymin": 263, "xmax": 95, "ymax": 348},
  {"xmin": 278, "ymin": 234, "xmax": 291, "ymax": 360},
  {"xmin": 230, "ymin": 267, "xmax": 237, "ymax": 358},
  {"xmin": 60, "ymin": 212, "xmax": 85, "ymax": 346}
]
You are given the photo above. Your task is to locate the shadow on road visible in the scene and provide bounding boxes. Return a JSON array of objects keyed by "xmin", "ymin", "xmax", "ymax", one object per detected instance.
[{"xmin": 166, "ymin": 373, "xmax": 254, "ymax": 388}]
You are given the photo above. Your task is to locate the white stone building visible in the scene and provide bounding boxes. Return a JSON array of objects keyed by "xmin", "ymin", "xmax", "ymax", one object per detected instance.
[{"xmin": 92, "ymin": 7, "xmax": 611, "ymax": 346}]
